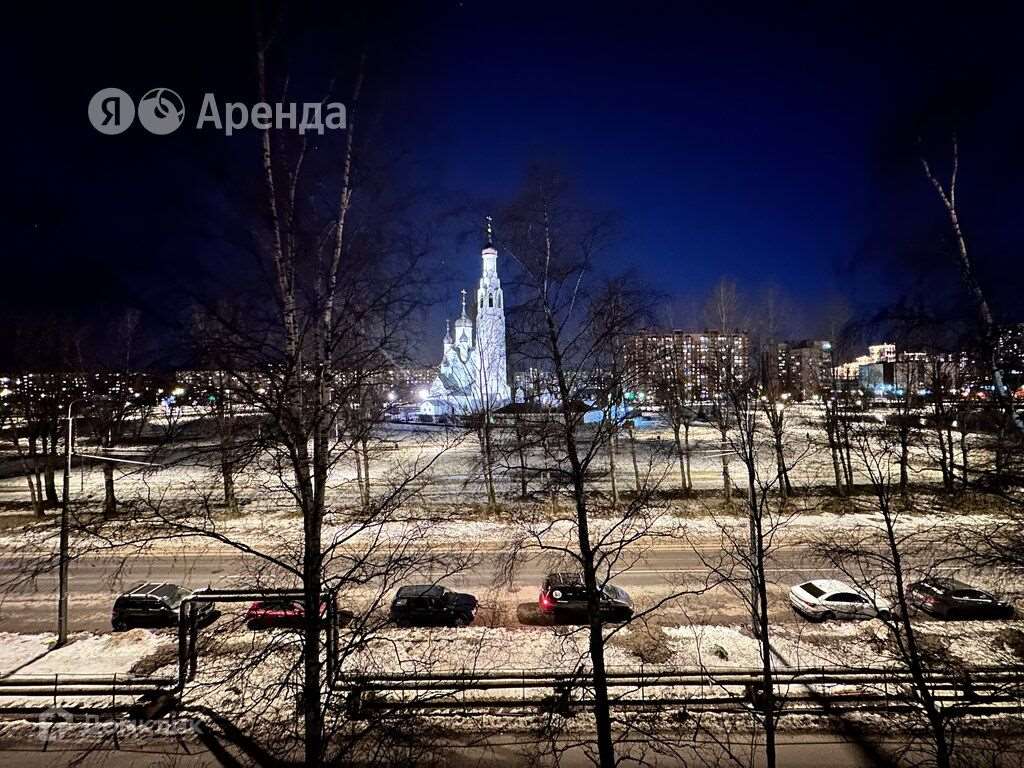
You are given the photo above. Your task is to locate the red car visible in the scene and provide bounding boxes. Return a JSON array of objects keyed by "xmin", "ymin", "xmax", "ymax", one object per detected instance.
[{"xmin": 245, "ymin": 598, "xmax": 326, "ymax": 630}]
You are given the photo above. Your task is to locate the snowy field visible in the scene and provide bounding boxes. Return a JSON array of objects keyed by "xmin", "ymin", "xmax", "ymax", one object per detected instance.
[
  {"xmin": 0, "ymin": 417, "xmax": 956, "ymax": 517},
  {"xmin": 0, "ymin": 495, "xmax": 1009, "ymax": 559}
]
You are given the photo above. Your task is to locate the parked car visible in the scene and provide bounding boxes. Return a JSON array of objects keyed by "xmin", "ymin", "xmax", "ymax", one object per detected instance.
[
  {"xmin": 789, "ymin": 579, "xmax": 890, "ymax": 621},
  {"xmin": 538, "ymin": 572, "xmax": 634, "ymax": 623},
  {"xmin": 390, "ymin": 584, "xmax": 478, "ymax": 627},
  {"xmin": 112, "ymin": 583, "xmax": 217, "ymax": 631},
  {"xmin": 245, "ymin": 598, "xmax": 326, "ymax": 630},
  {"xmin": 906, "ymin": 578, "xmax": 1014, "ymax": 620}
]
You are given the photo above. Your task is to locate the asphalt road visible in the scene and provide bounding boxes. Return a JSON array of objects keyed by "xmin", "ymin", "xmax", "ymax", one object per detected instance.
[
  {"xmin": 0, "ymin": 732, "xmax": 1017, "ymax": 767},
  {"xmin": 0, "ymin": 541, "xmax": 999, "ymax": 634}
]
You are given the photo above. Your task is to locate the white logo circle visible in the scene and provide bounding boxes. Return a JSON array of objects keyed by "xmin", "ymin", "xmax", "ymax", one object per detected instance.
[
  {"xmin": 137, "ymin": 88, "xmax": 185, "ymax": 135},
  {"xmin": 88, "ymin": 88, "xmax": 135, "ymax": 135}
]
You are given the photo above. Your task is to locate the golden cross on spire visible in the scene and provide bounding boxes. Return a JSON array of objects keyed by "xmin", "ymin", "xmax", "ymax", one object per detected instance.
[
  {"xmin": 485, "ymin": 215, "xmax": 493, "ymax": 246},
  {"xmin": 460, "ymin": 289, "xmax": 467, "ymax": 316}
]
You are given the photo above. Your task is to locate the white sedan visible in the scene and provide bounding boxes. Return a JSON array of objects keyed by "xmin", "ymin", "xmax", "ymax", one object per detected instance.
[{"xmin": 789, "ymin": 579, "xmax": 891, "ymax": 621}]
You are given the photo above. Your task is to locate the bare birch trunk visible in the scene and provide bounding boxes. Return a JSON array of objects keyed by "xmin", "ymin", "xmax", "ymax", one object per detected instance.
[
  {"xmin": 684, "ymin": 422, "xmax": 693, "ymax": 489},
  {"xmin": 720, "ymin": 427, "xmax": 731, "ymax": 501},
  {"xmin": 43, "ymin": 432, "xmax": 59, "ymax": 506},
  {"xmin": 102, "ymin": 461, "xmax": 116, "ymax": 517},
  {"xmin": 627, "ymin": 422, "xmax": 641, "ymax": 493},
  {"xmin": 672, "ymin": 423, "xmax": 687, "ymax": 492},
  {"xmin": 922, "ymin": 140, "xmax": 1024, "ymax": 435},
  {"xmin": 607, "ymin": 431, "xmax": 619, "ymax": 507},
  {"xmin": 360, "ymin": 436, "xmax": 372, "ymax": 510}
]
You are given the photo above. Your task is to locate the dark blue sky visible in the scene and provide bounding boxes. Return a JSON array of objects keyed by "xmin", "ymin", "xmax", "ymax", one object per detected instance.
[
  {"xmin": 404, "ymin": 3, "xmax": 1023, "ymax": 332},
  {"xmin": 3, "ymin": 2, "xmax": 1023, "ymax": 365}
]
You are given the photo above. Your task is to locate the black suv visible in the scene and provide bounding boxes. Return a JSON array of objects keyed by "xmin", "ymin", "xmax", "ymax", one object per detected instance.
[
  {"xmin": 112, "ymin": 583, "xmax": 218, "ymax": 631},
  {"xmin": 390, "ymin": 584, "xmax": 478, "ymax": 627},
  {"xmin": 907, "ymin": 578, "xmax": 1014, "ymax": 620},
  {"xmin": 539, "ymin": 572, "xmax": 634, "ymax": 623}
]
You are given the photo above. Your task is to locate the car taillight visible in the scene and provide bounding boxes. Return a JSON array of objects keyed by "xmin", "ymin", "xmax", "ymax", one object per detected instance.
[{"xmin": 539, "ymin": 592, "xmax": 553, "ymax": 609}]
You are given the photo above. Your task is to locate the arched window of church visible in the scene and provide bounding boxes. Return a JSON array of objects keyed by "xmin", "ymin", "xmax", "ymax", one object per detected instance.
[{"xmin": 488, "ymin": 295, "xmax": 493, "ymax": 308}]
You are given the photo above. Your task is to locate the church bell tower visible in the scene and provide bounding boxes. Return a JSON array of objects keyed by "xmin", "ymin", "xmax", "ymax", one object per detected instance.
[{"xmin": 474, "ymin": 217, "xmax": 510, "ymax": 403}]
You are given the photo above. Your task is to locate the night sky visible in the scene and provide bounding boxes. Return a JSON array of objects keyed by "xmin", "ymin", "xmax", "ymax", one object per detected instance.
[{"xmin": 3, "ymin": 2, "xmax": 1023, "ymax": 367}]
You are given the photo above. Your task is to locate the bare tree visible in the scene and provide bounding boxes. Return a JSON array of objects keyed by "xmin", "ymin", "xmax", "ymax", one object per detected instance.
[
  {"xmin": 703, "ymin": 277, "xmax": 742, "ymax": 335},
  {"xmin": 21, "ymin": 26, "xmax": 460, "ymax": 762},
  {"xmin": 822, "ymin": 391, "xmax": 856, "ymax": 495},
  {"xmin": 814, "ymin": 421, "xmax": 973, "ymax": 768},
  {"xmin": 887, "ymin": 375, "xmax": 919, "ymax": 502},
  {"xmin": 698, "ymin": 363, "xmax": 814, "ymax": 768},
  {"xmin": 76, "ymin": 313, "xmax": 155, "ymax": 518},
  {"xmin": 667, "ymin": 398, "xmax": 697, "ymax": 494},
  {"xmin": 762, "ymin": 391, "xmax": 792, "ymax": 499},
  {"xmin": 500, "ymin": 168, "xmax": 630, "ymax": 767},
  {"xmin": 2, "ymin": 317, "xmax": 82, "ymax": 515},
  {"xmin": 919, "ymin": 136, "xmax": 1023, "ymax": 436}
]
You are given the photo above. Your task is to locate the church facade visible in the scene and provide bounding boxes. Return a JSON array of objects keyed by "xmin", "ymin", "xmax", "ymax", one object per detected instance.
[{"xmin": 419, "ymin": 221, "xmax": 511, "ymax": 419}]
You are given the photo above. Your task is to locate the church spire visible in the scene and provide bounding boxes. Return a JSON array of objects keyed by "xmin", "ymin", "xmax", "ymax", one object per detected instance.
[
  {"xmin": 460, "ymin": 288, "xmax": 468, "ymax": 318},
  {"xmin": 484, "ymin": 215, "xmax": 494, "ymax": 248},
  {"xmin": 444, "ymin": 318, "xmax": 452, "ymax": 343}
]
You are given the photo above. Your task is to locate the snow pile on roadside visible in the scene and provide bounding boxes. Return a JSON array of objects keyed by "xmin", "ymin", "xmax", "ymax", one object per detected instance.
[
  {"xmin": 918, "ymin": 620, "xmax": 1024, "ymax": 666},
  {"xmin": 340, "ymin": 619, "xmax": 1024, "ymax": 679},
  {"xmin": 343, "ymin": 626, "xmax": 640, "ymax": 675},
  {"xmin": 0, "ymin": 632, "xmax": 56, "ymax": 675},
  {"xmin": 0, "ymin": 629, "xmax": 164, "ymax": 709},
  {"xmin": 341, "ymin": 623, "xmax": 775, "ymax": 677},
  {"xmin": 15, "ymin": 629, "xmax": 163, "ymax": 677},
  {"xmin": 769, "ymin": 619, "xmax": 893, "ymax": 668},
  {"xmin": 661, "ymin": 625, "xmax": 765, "ymax": 668}
]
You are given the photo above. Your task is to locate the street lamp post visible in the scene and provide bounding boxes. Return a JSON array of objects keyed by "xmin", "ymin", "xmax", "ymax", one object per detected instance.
[
  {"xmin": 56, "ymin": 398, "xmax": 163, "ymax": 646},
  {"xmin": 57, "ymin": 399, "xmax": 83, "ymax": 647}
]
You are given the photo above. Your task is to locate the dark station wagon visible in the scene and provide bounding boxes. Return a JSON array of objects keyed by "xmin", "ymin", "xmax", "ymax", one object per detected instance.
[
  {"xmin": 538, "ymin": 572, "xmax": 634, "ymax": 624},
  {"xmin": 907, "ymin": 578, "xmax": 1015, "ymax": 620},
  {"xmin": 112, "ymin": 582, "xmax": 217, "ymax": 631},
  {"xmin": 390, "ymin": 584, "xmax": 479, "ymax": 627}
]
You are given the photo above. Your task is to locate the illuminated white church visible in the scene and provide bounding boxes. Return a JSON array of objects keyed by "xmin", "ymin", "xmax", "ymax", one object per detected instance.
[{"xmin": 419, "ymin": 219, "xmax": 511, "ymax": 419}]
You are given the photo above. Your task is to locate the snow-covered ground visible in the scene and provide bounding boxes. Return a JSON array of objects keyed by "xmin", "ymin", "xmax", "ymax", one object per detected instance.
[
  {"xmin": 0, "ymin": 629, "xmax": 165, "ymax": 708},
  {"xmin": 6, "ymin": 618, "xmax": 1019, "ymax": 687},
  {"xmin": 340, "ymin": 619, "xmax": 1024, "ymax": 676},
  {"xmin": 12, "ymin": 629, "xmax": 163, "ymax": 677},
  {"xmin": 0, "ymin": 632, "xmax": 55, "ymax": 675},
  {"xmin": 0, "ymin": 502, "xmax": 1008, "ymax": 561},
  {"xmin": 0, "ymin": 417, "xmax": 959, "ymax": 517},
  {"xmin": 0, "ymin": 618, "xmax": 1019, "ymax": 746}
]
